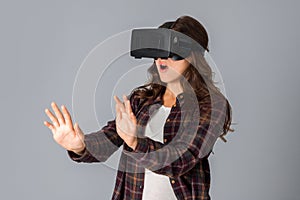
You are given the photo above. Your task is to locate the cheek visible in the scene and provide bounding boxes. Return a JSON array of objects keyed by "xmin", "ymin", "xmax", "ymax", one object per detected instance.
[
  {"xmin": 155, "ymin": 60, "xmax": 159, "ymax": 67},
  {"xmin": 175, "ymin": 63, "xmax": 189, "ymax": 74},
  {"xmin": 155, "ymin": 61, "xmax": 160, "ymax": 68}
]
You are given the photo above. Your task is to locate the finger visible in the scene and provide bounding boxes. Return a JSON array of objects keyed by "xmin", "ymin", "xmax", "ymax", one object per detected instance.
[
  {"xmin": 74, "ymin": 123, "xmax": 85, "ymax": 147},
  {"xmin": 115, "ymin": 100, "xmax": 124, "ymax": 122},
  {"xmin": 115, "ymin": 99, "xmax": 121, "ymax": 114},
  {"xmin": 51, "ymin": 102, "xmax": 65, "ymax": 125},
  {"xmin": 74, "ymin": 123, "xmax": 83, "ymax": 138},
  {"xmin": 123, "ymin": 95, "xmax": 136, "ymax": 125},
  {"xmin": 114, "ymin": 95, "xmax": 125, "ymax": 112},
  {"xmin": 61, "ymin": 105, "xmax": 73, "ymax": 129},
  {"xmin": 130, "ymin": 112, "xmax": 137, "ymax": 125},
  {"xmin": 45, "ymin": 108, "xmax": 59, "ymax": 127},
  {"xmin": 116, "ymin": 106, "xmax": 122, "ymax": 121},
  {"xmin": 44, "ymin": 121, "xmax": 55, "ymax": 132},
  {"xmin": 123, "ymin": 95, "xmax": 133, "ymax": 115}
]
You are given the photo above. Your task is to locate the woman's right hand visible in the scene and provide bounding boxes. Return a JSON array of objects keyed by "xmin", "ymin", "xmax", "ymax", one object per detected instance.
[{"xmin": 44, "ymin": 102, "xmax": 86, "ymax": 155}]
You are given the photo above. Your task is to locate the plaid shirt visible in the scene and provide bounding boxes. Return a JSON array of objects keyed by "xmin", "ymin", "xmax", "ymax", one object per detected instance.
[{"xmin": 68, "ymin": 87, "xmax": 227, "ymax": 200}]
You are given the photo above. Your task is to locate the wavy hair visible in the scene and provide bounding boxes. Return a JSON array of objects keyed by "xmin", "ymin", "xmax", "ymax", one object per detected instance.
[{"xmin": 130, "ymin": 15, "xmax": 234, "ymax": 142}]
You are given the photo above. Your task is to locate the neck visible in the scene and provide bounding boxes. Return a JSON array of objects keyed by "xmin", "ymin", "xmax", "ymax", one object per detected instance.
[
  {"xmin": 162, "ymin": 83, "xmax": 182, "ymax": 107},
  {"xmin": 165, "ymin": 82, "xmax": 183, "ymax": 98}
]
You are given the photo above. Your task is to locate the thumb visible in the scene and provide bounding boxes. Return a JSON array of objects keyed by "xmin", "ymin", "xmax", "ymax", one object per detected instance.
[{"xmin": 74, "ymin": 123, "xmax": 83, "ymax": 137}]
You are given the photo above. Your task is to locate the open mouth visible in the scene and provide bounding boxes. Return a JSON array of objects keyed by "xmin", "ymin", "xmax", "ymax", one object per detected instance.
[{"xmin": 160, "ymin": 65, "xmax": 168, "ymax": 72}]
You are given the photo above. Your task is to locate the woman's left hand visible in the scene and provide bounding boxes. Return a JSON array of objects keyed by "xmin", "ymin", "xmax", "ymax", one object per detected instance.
[{"xmin": 114, "ymin": 95, "xmax": 137, "ymax": 150}]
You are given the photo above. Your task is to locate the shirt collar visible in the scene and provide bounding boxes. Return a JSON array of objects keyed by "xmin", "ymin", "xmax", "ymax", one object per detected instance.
[{"xmin": 151, "ymin": 88, "xmax": 194, "ymax": 107}]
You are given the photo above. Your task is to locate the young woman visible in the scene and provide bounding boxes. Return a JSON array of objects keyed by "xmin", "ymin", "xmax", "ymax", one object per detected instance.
[{"xmin": 44, "ymin": 15, "xmax": 234, "ymax": 200}]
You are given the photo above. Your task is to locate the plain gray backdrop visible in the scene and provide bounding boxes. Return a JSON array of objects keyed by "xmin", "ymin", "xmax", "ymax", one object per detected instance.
[{"xmin": 1, "ymin": 0, "xmax": 299, "ymax": 199}]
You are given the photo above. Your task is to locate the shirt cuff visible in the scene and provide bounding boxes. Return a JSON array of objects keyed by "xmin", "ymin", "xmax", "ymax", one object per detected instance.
[
  {"xmin": 133, "ymin": 137, "xmax": 149, "ymax": 153},
  {"xmin": 67, "ymin": 148, "xmax": 97, "ymax": 162},
  {"xmin": 123, "ymin": 137, "xmax": 149, "ymax": 156}
]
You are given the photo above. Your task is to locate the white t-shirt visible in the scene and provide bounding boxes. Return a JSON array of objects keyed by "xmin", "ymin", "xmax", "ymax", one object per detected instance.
[{"xmin": 142, "ymin": 105, "xmax": 178, "ymax": 200}]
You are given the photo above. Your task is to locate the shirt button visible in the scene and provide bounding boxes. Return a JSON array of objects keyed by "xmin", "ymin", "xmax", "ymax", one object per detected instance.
[
  {"xmin": 164, "ymin": 139, "xmax": 167, "ymax": 143},
  {"xmin": 166, "ymin": 118, "xmax": 170, "ymax": 122},
  {"xmin": 173, "ymin": 104, "xmax": 176, "ymax": 107},
  {"xmin": 171, "ymin": 180, "xmax": 176, "ymax": 184},
  {"xmin": 179, "ymin": 95, "xmax": 183, "ymax": 99}
]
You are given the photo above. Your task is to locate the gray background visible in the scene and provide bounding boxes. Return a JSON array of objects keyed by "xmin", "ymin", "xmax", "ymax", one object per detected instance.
[{"xmin": 1, "ymin": 0, "xmax": 299, "ymax": 199}]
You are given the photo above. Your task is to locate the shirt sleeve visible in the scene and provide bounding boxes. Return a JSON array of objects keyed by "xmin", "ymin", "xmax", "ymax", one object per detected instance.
[
  {"xmin": 123, "ymin": 96, "xmax": 227, "ymax": 178},
  {"xmin": 68, "ymin": 119, "xmax": 124, "ymax": 163},
  {"xmin": 67, "ymin": 90, "xmax": 141, "ymax": 163},
  {"xmin": 67, "ymin": 148, "xmax": 99, "ymax": 163}
]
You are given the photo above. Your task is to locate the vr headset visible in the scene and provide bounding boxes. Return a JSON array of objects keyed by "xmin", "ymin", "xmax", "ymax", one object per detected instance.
[{"xmin": 130, "ymin": 28, "xmax": 205, "ymax": 61}]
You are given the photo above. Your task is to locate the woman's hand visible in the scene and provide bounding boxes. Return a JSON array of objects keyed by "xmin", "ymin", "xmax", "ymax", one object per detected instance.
[
  {"xmin": 114, "ymin": 95, "xmax": 137, "ymax": 150},
  {"xmin": 44, "ymin": 102, "xmax": 86, "ymax": 155}
]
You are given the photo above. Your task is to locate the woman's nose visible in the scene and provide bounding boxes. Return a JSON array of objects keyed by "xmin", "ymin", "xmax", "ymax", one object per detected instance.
[{"xmin": 156, "ymin": 58, "xmax": 166, "ymax": 65}]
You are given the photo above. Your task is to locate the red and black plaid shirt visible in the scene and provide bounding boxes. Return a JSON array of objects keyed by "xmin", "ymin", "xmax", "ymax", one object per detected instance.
[{"xmin": 68, "ymin": 87, "xmax": 227, "ymax": 200}]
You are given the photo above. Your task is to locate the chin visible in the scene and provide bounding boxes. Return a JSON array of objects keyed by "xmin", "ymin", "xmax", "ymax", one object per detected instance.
[{"xmin": 160, "ymin": 79, "xmax": 177, "ymax": 84}]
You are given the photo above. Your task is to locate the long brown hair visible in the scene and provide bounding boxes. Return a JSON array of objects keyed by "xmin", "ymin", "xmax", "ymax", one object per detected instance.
[{"xmin": 131, "ymin": 15, "xmax": 234, "ymax": 142}]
